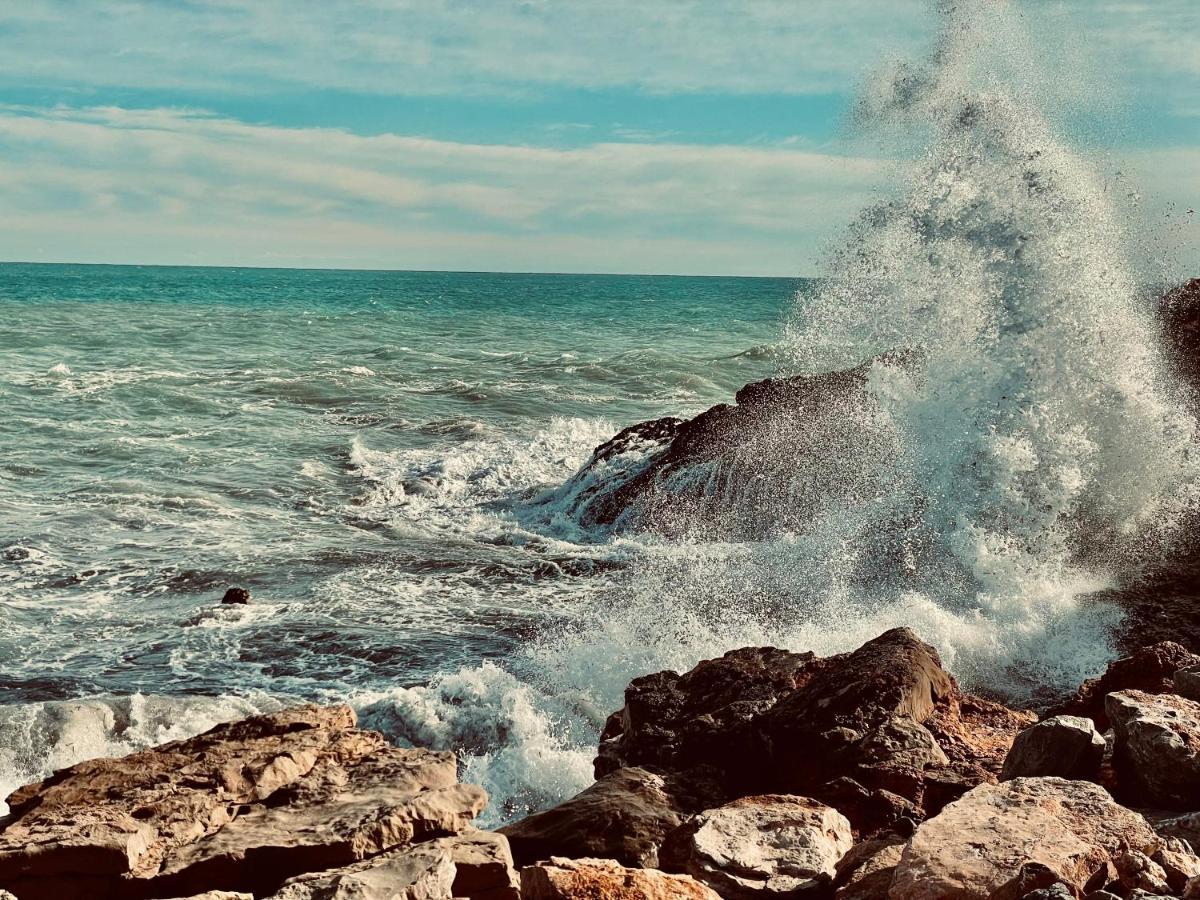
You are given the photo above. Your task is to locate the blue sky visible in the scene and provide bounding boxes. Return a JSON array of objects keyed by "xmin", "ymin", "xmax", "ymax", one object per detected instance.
[{"xmin": 0, "ymin": 1, "xmax": 1197, "ymax": 275}]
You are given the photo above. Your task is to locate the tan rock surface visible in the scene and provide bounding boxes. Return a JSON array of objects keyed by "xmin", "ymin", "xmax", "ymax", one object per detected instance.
[{"xmin": 521, "ymin": 857, "xmax": 720, "ymax": 900}]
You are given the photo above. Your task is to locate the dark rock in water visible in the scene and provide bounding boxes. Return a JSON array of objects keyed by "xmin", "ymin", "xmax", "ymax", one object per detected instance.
[
  {"xmin": 221, "ymin": 587, "xmax": 251, "ymax": 604},
  {"xmin": 1000, "ymin": 715, "xmax": 1105, "ymax": 783},
  {"xmin": 499, "ymin": 766, "xmax": 686, "ymax": 869},
  {"xmin": 1049, "ymin": 642, "xmax": 1200, "ymax": 731},
  {"xmin": 553, "ymin": 350, "xmax": 919, "ymax": 534},
  {"xmin": 592, "ymin": 628, "xmax": 1033, "ymax": 836}
]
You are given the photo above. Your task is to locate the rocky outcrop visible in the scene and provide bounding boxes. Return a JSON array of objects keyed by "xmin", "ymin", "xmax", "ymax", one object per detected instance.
[
  {"xmin": 889, "ymin": 778, "xmax": 1167, "ymax": 900},
  {"xmin": 435, "ymin": 831, "xmax": 521, "ymax": 900},
  {"xmin": 660, "ymin": 795, "xmax": 851, "ymax": 899},
  {"xmin": 1108, "ymin": 689, "xmax": 1200, "ymax": 809},
  {"xmin": 1000, "ymin": 715, "xmax": 1106, "ymax": 782},
  {"xmin": 520, "ymin": 857, "xmax": 720, "ymax": 900},
  {"xmin": 267, "ymin": 843, "xmax": 455, "ymax": 900},
  {"xmin": 1050, "ymin": 641, "xmax": 1200, "ymax": 730},
  {"xmin": 500, "ymin": 768, "xmax": 686, "ymax": 869},
  {"xmin": 595, "ymin": 629, "xmax": 1032, "ymax": 837},
  {"xmin": 551, "ymin": 351, "xmax": 916, "ymax": 535},
  {"xmin": 0, "ymin": 705, "xmax": 492, "ymax": 900}
]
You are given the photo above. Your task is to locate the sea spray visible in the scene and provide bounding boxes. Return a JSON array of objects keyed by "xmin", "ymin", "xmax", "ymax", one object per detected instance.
[{"xmin": 410, "ymin": 0, "xmax": 1200, "ymax": 820}]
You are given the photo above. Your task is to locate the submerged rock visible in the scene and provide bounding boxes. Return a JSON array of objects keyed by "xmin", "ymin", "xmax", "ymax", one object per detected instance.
[
  {"xmin": 500, "ymin": 767, "xmax": 685, "ymax": 869},
  {"xmin": 220, "ymin": 587, "xmax": 250, "ymax": 605},
  {"xmin": 1000, "ymin": 715, "xmax": 1105, "ymax": 782},
  {"xmin": 520, "ymin": 857, "xmax": 720, "ymax": 900},
  {"xmin": 0, "ymin": 705, "xmax": 487, "ymax": 900},
  {"xmin": 1107, "ymin": 689, "xmax": 1200, "ymax": 809},
  {"xmin": 660, "ymin": 794, "xmax": 852, "ymax": 899},
  {"xmin": 889, "ymin": 777, "xmax": 1169, "ymax": 900}
]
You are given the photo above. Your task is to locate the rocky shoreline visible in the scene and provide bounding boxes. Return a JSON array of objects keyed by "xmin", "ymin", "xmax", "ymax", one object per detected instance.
[{"xmin": 5, "ymin": 628, "xmax": 1200, "ymax": 899}]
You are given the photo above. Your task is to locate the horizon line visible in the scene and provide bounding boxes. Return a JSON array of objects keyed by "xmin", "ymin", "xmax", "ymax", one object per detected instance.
[{"xmin": 0, "ymin": 259, "xmax": 811, "ymax": 280}]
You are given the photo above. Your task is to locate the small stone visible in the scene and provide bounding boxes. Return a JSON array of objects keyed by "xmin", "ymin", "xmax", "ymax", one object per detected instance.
[
  {"xmin": 221, "ymin": 587, "xmax": 251, "ymax": 604},
  {"xmin": 1001, "ymin": 715, "xmax": 1106, "ymax": 781}
]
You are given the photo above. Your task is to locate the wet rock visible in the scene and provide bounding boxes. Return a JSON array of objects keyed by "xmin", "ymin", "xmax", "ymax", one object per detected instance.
[
  {"xmin": 1051, "ymin": 642, "xmax": 1200, "ymax": 730},
  {"xmin": 1107, "ymin": 690, "xmax": 1200, "ymax": 809},
  {"xmin": 555, "ymin": 351, "xmax": 917, "ymax": 534},
  {"xmin": 889, "ymin": 777, "xmax": 1170, "ymax": 900},
  {"xmin": 833, "ymin": 836, "xmax": 904, "ymax": 900},
  {"xmin": 0, "ymin": 705, "xmax": 487, "ymax": 900},
  {"xmin": 500, "ymin": 767, "xmax": 685, "ymax": 869},
  {"xmin": 1001, "ymin": 715, "xmax": 1106, "ymax": 782},
  {"xmin": 661, "ymin": 794, "xmax": 851, "ymax": 899},
  {"xmin": 520, "ymin": 857, "xmax": 720, "ymax": 900},
  {"xmin": 221, "ymin": 588, "xmax": 250, "ymax": 605},
  {"xmin": 433, "ymin": 831, "xmax": 520, "ymax": 900},
  {"xmin": 265, "ymin": 842, "xmax": 454, "ymax": 900}
]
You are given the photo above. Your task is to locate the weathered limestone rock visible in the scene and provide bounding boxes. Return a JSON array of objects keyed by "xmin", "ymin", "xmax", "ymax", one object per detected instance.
[
  {"xmin": 889, "ymin": 778, "xmax": 1169, "ymax": 900},
  {"xmin": 661, "ymin": 795, "xmax": 851, "ymax": 899},
  {"xmin": 520, "ymin": 857, "xmax": 720, "ymax": 900},
  {"xmin": 0, "ymin": 705, "xmax": 487, "ymax": 900},
  {"xmin": 501, "ymin": 767, "xmax": 685, "ymax": 869},
  {"xmin": 1107, "ymin": 690, "xmax": 1200, "ymax": 809},
  {"xmin": 1000, "ymin": 716, "xmax": 1106, "ymax": 782},
  {"xmin": 832, "ymin": 837, "xmax": 904, "ymax": 900},
  {"xmin": 433, "ymin": 831, "xmax": 520, "ymax": 900},
  {"xmin": 1052, "ymin": 643, "xmax": 1200, "ymax": 730},
  {"xmin": 165, "ymin": 894, "xmax": 253, "ymax": 900},
  {"xmin": 266, "ymin": 842, "xmax": 455, "ymax": 900}
]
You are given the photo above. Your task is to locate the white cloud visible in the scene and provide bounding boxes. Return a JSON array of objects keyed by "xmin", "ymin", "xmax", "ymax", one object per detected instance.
[{"xmin": 0, "ymin": 105, "xmax": 892, "ymax": 274}]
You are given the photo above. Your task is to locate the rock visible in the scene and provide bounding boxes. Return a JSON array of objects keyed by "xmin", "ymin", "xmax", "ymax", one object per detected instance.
[
  {"xmin": 1052, "ymin": 642, "xmax": 1200, "ymax": 730},
  {"xmin": 221, "ymin": 588, "xmax": 250, "ymax": 604},
  {"xmin": 1001, "ymin": 716, "xmax": 1106, "ymax": 782},
  {"xmin": 265, "ymin": 842, "xmax": 455, "ymax": 900},
  {"xmin": 501, "ymin": 767, "xmax": 685, "ymax": 869},
  {"xmin": 165, "ymin": 894, "xmax": 253, "ymax": 900},
  {"xmin": 433, "ymin": 831, "xmax": 519, "ymax": 900},
  {"xmin": 889, "ymin": 777, "xmax": 1169, "ymax": 900},
  {"xmin": 1114, "ymin": 849, "xmax": 1173, "ymax": 895},
  {"xmin": 1175, "ymin": 665, "xmax": 1200, "ymax": 702},
  {"xmin": 1021, "ymin": 886, "xmax": 1074, "ymax": 900},
  {"xmin": 1159, "ymin": 814, "xmax": 1200, "ymax": 855},
  {"xmin": 551, "ymin": 351, "xmax": 917, "ymax": 535},
  {"xmin": 660, "ymin": 795, "xmax": 851, "ymax": 899},
  {"xmin": 1155, "ymin": 839, "xmax": 1200, "ymax": 894},
  {"xmin": 0, "ymin": 705, "xmax": 487, "ymax": 900},
  {"xmin": 596, "ymin": 629, "xmax": 1032, "ymax": 836},
  {"xmin": 520, "ymin": 857, "xmax": 720, "ymax": 900},
  {"xmin": 1108, "ymin": 690, "xmax": 1200, "ymax": 809},
  {"xmin": 833, "ymin": 836, "xmax": 904, "ymax": 900}
]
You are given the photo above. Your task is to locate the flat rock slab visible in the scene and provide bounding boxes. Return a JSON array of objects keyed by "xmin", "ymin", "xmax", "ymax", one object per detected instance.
[
  {"xmin": 1107, "ymin": 690, "xmax": 1200, "ymax": 809},
  {"xmin": 889, "ymin": 777, "xmax": 1169, "ymax": 900},
  {"xmin": 521, "ymin": 857, "xmax": 721, "ymax": 900},
  {"xmin": 662, "ymin": 795, "xmax": 851, "ymax": 899},
  {"xmin": 0, "ymin": 705, "xmax": 487, "ymax": 900},
  {"xmin": 266, "ymin": 842, "xmax": 455, "ymax": 900}
]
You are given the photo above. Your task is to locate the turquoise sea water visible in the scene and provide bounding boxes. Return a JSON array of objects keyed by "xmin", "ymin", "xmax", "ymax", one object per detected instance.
[{"xmin": 0, "ymin": 263, "xmax": 796, "ymax": 817}]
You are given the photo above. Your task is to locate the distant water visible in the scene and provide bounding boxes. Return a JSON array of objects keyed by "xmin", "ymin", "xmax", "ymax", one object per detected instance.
[{"xmin": 0, "ymin": 263, "xmax": 793, "ymax": 820}]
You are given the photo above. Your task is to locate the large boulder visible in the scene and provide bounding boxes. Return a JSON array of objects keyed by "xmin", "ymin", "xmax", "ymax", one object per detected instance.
[
  {"xmin": 595, "ymin": 629, "xmax": 1032, "ymax": 836},
  {"xmin": 500, "ymin": 767, "xmax": 685, "ymax": 869},
  {"xmin": 0, "ymin": 706, "xmax": 487, "ymax": 900},
  {"xmin": 520, "ymin": 857, "xmax": 720, "ymax": 900},
  {"xmin": 888, "ymin": 778, "xmax": 1176, "ymax": 900},
  {"xmin": 660, "ymin": 795, "xmax": 852, "ymax": 899},
  {"xmin": 832, "ymin": 837, "xmax": 905, "ymax": 900},
  {"xmin": 545, "ymin": 351, "xmax": 916, "ymax": 535},
  {"xmin": 1050, "ymin": 642, "xmax": 1200, "ymax": 730},
  {"xmin": 1107, "ymin": 689, "xmax": 1200, "ymax": 809},
  {"xmin": 1000, "ymin": 716, "xmax": 1105, "ymax": 782}
]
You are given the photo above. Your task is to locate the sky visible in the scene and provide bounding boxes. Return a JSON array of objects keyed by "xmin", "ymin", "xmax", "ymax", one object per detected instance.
[{"xmin": 0, "ymin": 1, "xmax": 1197, "ymax": 276}]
